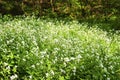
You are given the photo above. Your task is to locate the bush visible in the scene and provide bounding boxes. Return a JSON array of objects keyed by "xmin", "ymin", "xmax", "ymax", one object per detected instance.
[{"xmin": 0, "ymin": 16, "xmax": 120, "ymax": 79}]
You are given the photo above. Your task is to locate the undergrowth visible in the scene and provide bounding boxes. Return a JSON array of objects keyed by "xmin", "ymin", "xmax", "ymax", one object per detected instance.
[{"xmin": 0, "ymin": 16, "xmax": 120, "ymax": 80}]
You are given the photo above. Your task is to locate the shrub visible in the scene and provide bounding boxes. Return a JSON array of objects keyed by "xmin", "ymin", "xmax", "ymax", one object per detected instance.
[{"xmin": 0, "ymin": 16, "xmax": 120, "ymax": 79}]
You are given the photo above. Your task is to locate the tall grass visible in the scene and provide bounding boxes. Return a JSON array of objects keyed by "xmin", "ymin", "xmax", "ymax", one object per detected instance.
[{"xmin": 0, "ymin": 16, "xmax": 120, "ymax": 80}]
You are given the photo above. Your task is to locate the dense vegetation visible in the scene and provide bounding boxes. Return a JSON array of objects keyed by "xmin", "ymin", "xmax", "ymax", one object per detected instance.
[
  {"xmin": 0, "ymin": 0, "xmax": 120, "ymax": 18},
  {"xmin": 0, "ymin": 0, "xmax": 120, "ymax": 30},
  {"xmin": 0, "ymin": 16, "xmax": 120, "ymax": 80},
  {"xmin": 0, "ymin": 0, "xmax": 120, "ymax": 79}
]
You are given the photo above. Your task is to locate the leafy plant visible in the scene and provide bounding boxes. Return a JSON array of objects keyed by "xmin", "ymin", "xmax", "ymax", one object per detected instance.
[{"xmin": 0, "ymin": 16, "xmax": 120, "ymax": 79}]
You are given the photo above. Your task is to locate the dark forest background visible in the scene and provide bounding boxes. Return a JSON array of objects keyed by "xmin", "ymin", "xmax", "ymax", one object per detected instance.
[{"xmin": 0, "ymin": 0, "xmax": 120, "ymax": 29}]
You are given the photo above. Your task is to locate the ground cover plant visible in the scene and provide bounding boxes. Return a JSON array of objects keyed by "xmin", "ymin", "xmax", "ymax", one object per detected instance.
[{"xmin": 0, "ymin": 16, "xmax": 120, "ymax": 80}]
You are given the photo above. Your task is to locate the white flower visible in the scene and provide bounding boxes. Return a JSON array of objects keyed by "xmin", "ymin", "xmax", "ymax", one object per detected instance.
[
  {"xmin": 77, "ymin": 54, "xmax": 82, "ymax": 59},
  {"xmin": 44, "ymin": 36, "xmax": 48, "ymax": 39},
  {"xmin": 15, "ymin": 65, "xmax": 17, "ymax": 68},
  {"xmin": 6, "ymin": 66, "xmax": 10, "ymax": 70},
  {"xmin": 40, "ymin": 51, "xmax": 47, "ymax": 54},
  {"xmin": 50, "ymin": 70, "xmax": 54, "ymax": 75},
  {"xmin": 21, "ymin": 41, "xmax": 25, "ymax": 46},
  {"xmin": 29, "ymin": 75, "xmax": 32, "ymax": 79},
  {"xmin": 54, "ymin": 38, "xmax": 59, "ymax": 43},
  {"xmin": 72, "ymin": 66, "xmax": 76, "ymax": 75},
  {"xmin": 23, "ymin": 58, "xmax": 26, "ymax": 61},
  {"xmin": 107, "ymin": 78, "xmax": 110, "ymax": 80},
  {"xmin": 63, "ymin": 62, "xmax": 67, "ymax": 67},
  {"xmin": 31, "ymin": 65, "xmax": 35, "ymax": 68},
  {"xmin": 46, "ymin": 73, "xmax": 49, "ymax": 77},
  {"xmin": 10, "ymin": 74, "xmax": 18, "ymax": 80},
  {"xmin": 61, "ymin": 44, "xmax": 66, "ymax": 48},
  {"xmin": 70, "ymin": 57, "xmax": 75, "ymax": 60},
  {"xmin": 60, "ymin": 69, "xmax": 66, "ymax": 74},
  {"xmin": 9, "ymin": 39, "xmax": 14, "ymax": 43},
  {"xmin": 4, "ymin": 62, "xmax": 8, "ymax": 66},
  {"xmin": 73, "ymin": 66, "xmax": 76, "ymax": 73},
  {"xmin": 109, "ymin": 66, "xmax": 113, "ymax": 70},
  {"xmin": 40, "ymin": 51, "xmax": 47, "ymax": 58},
  {"xmin": 54, "ymin": 48, "xmax": 60, "ymax": 52},
  {"xmin": 36, "ymin": 63, "xmax": 40, "ymax": 66},
  {"xmin": 64, "ymin": 57, "xmax": 70, "ymax": 62}
]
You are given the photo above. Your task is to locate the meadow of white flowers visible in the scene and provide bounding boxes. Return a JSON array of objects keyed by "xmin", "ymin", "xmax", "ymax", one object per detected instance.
[{"xmin": 0, "ymin": 16, "xmax": 120, "ymax": 80}]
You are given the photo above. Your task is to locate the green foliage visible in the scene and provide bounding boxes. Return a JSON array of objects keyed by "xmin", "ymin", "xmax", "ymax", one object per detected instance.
[
  {"xmin": 0, "ymin": 16, "xmax": 120, "ymax": 79},
  {"xmin": 0, "ymin": 0, "xmax": 119, "ymax": 19}
]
